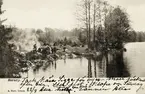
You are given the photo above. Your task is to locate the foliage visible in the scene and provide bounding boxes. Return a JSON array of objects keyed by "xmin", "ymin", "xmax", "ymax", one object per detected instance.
[
  {"xmin": 128, "ymin": 31, "xmax": 145, "ymax": 42},
  {"xmin": 37, "ymin": 27, "xmax": 86, "ymax": 46},
  {"xmin": 0, "ymin": 26, "xmax": 21, "ymax": 77},
  {"xmin": 0, "ymin": 0, "xmax": 21, "ymax": 78},
  {"xmin": 105, "ymin": 6, "xmax": 130, "ymax": 49}
]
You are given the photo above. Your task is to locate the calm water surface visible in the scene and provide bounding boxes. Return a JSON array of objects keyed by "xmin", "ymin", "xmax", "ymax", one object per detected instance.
[
  {"xmin": 21, "ymin": 42, "xmax": 145, "ymax": 78},
  {"xmin": 22, "ymin": 57, "xmax": 107, "ymax": 78}
]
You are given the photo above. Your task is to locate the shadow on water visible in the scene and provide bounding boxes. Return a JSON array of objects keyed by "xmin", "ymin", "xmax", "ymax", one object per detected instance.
[
  {"xmin": 54, "ymin": 61, "xmax": 57, "ymax": 70},
  {"xmin": 86, "ymin": 51, "xmax": 130, "ymax": 77},
  {"xmin": 42, "ymin": 62, "xmax": 52, "ymax": 71},
  {"xmin": 25, "ymin": 51, "xmax": 130, "ymax": 78},
  {"xmin": 87, "ymin": 56, "xmax": 105, "ymax": 78},
  {"xmin": 106, "ymin": 51, "xmax": 130, "ymax": 77},
  {"xmin": 87, "ymin": 58, "xmax": 92, "ymax": 78},
  {"xmin": 94, "ymin": 60, "xmax": 97, "ymax": 77},
  {"xmin": 33, "ymin": 66, "xmax": 40, "ymax": 74}
]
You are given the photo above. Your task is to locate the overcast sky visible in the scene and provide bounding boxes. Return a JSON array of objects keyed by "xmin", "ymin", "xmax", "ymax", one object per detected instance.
[{"xmin": 2, "ymin": 0, "xmax": 145, "ymax": 31}]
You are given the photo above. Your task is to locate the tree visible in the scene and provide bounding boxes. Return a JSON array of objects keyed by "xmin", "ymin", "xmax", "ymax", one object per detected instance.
[
  {"xmin": 93, "ymin": 2, "xmax": 96, "ymax": 49},
  {"xmin": 36, "ymin": 29, "xmax": 43, "ymax": 35},
  {"xmin": 0, "ymin": 0, "xmax": 21, "ymax": 78},
  {"xmin": 76, "ymin": 0, "xmax": 93, "ymax": 48},
  {"xmin": 77, "ymin": 0, "xmax": 112, "ymax": 49},
  {"xmin": 127, "ymin": 30, "xmax": 137, "ymax": 42},
  {"xmin": 105, "ymin": 6, "xmax": 130, "ymax": 49},
  {"xmin": 78, "ymin": 31, "xmax": 83, "ymax": 43},
  {"xmin": 78, "ymin": 31, "xmax": 86, "ymax": 44}
]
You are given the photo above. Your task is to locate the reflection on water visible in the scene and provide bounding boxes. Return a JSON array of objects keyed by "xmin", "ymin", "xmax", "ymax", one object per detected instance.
[
  {"xmin": 21, "ymin": 42, "xmax": 145, "ymax": 78},
  {"xmin": 21, "ymin": 57, "xmax": 109, "ymax": 78},
  {"xmin": 21, "ymin": 53, "xmax": 131, "ymax": 78},
  {"xmin": 88, "ymin": 59, "xmax": 92, "ymax": 78}
]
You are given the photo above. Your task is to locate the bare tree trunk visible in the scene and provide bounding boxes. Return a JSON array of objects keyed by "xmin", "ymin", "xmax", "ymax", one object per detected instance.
[
  {"xmin": 88, "ymin": 1, "xmax": 91, "ymax": 49},
  {"xmin": 93, "ymin": 3, "xmax": 96, "ymax": 50},
  {"xmin": 103, "ymin": 1, "xmax": 109, "ymax": 76},
  {"xmin": 98, "ymin": 0, "xmax": 102, "ymax": 26},
  {"xmin": 85, "ymin": 0, "xmax": 89, "ymax": 48}
]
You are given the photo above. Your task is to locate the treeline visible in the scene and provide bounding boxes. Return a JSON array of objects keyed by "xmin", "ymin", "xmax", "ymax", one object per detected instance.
[
  {"xmin": 128, "ymin": 31, "xmax": 145, "ymax": 42},
  {"xmin": 11, "ymin": 26, "xmax": 145, "ymax": 49},
  {"xmin": 35, "ymin": 28, "xmax": 86, "ymax": 46}
]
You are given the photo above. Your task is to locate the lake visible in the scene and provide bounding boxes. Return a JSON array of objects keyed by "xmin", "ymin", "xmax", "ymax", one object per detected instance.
[
  {"xmin": 21, "ymin": 42, "xmax": 145, "ymax": 78},
  {"xmin": 21, "ymin": 57, "xmax": 108, "ymax": 78}
]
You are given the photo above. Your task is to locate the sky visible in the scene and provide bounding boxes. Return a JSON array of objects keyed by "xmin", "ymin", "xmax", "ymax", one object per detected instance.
[
  {"xmin": 107, "ymin": 0, "xmax": 145, "ymax": 31},
  {"xmin": 2, "ymin": 0, "xmax": 77, "ymax": 30},
  {"xmin": 1, "ymin": 0, "xmax": 145, "ymax": 31}
]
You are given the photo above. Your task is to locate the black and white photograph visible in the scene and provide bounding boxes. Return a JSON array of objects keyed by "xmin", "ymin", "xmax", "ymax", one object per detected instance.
[{"xmin": 0, "ymin": 0, "xmax": 145, "ymax": 79}]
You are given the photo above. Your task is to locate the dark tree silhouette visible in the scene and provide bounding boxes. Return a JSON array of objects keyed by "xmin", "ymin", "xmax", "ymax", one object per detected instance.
[{"xmin": 0, "ymin": 0, "xmax": 21, "ymax": 78}]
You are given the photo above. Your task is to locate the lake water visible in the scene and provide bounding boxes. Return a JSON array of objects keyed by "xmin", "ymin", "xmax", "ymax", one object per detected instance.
[
  {"xmin": 21, "ymin": 55, "xmax": 145, "ymax": 78},
  {"xmin": 123, "ymin": 42, "xmax": 145, "ymax": 77},
  {"xmin": 22, "ymin": 57, "xmax": 108, "ymax": 78},
  {"xmin": 21, "ymin": 42, "xmax": 145, "ymax": 78}
]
